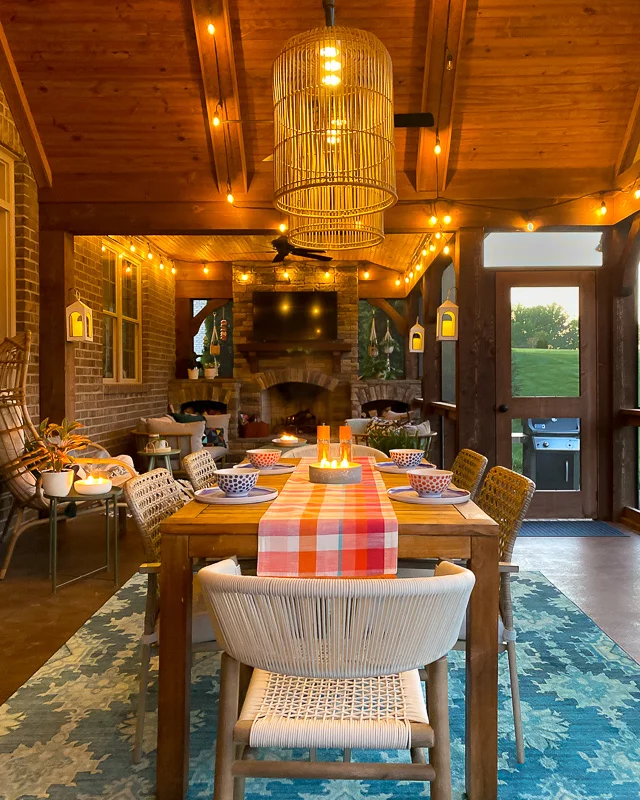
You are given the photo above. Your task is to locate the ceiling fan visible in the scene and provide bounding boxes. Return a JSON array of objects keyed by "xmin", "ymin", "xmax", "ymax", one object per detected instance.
[{"xmin": 270, "ymin": 235, "xmax": 333, "ymax": 263}]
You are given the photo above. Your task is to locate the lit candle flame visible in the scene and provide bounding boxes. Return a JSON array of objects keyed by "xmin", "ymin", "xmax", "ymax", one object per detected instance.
[
  {"xmin": 84, "ymin": 476, "xmax": 105, "ymax": 485},
  {"xmin": 330, "ymin": 460, "xmax": 338, "ymax": 469},
  {"xmin": 280, "ymin": 433, "xmax": 298, "ymax": 441},
  {"xmin": 340, "ymin": 458, "xmax": 349, "ymax": 468}
]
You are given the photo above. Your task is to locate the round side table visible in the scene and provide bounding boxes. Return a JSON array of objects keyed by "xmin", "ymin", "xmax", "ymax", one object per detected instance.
[{"xmin": 137, "ymin": 448, "xmax": 181, "ymax": 475}]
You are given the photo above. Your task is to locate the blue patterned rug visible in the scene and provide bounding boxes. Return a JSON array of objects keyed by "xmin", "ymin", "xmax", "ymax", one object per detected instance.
[
  {"xmin": 521, "ymin": 520, "xmax": 628, "ymax": 537},
  {"xmin": 1, "ymin": 572, "xmax": 639, "ymax": 800}
]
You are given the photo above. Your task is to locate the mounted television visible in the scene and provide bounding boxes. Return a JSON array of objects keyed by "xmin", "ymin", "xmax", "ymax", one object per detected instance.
[{"xmin": 252, "ymin": 291, "xmax": 338, "ymax": 342}]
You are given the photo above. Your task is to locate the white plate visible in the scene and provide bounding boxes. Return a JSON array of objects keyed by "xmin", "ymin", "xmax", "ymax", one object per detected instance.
[
  {"xmin": 272, "ymin": 438, "xmax": 307, "ymax": 447},
  {"xmin": 387, "ymin": 486, "xmax": 471, "ymax": 505},
  {"xmin": 375, "ymin": 461, "xmax": 434, "ymax": 474},
  {"xmin": 233, "ymin": 463, "xmax": 295, "ymax": 475},
  {"xmin": 195, "ymin": 486, "xmax": 278, "ymax": 505}
]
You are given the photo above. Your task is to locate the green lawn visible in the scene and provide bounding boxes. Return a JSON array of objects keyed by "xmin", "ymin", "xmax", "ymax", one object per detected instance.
[{"xmin": 512, "ymin": 348, "xmax": 579, "ymax": 397}]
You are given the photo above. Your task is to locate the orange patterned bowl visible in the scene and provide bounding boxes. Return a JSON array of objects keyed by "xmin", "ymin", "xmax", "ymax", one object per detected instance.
[
  {"xmin": 407, "ymin": 469, "xmax": 453, "ymax": 497},
  {"xmin": 246, "ymin": 449, "xmax": 281, "ymax": 469}
]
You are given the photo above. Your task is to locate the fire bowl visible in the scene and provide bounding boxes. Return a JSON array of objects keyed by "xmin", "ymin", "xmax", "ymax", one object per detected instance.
[{"xmin": 308, "ymin": 462, "xmax": 362, "ymax": 485}]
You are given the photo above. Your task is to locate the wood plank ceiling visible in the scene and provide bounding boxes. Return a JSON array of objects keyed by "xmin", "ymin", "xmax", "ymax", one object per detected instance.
[{"xmin": 2, "ymin": 0, "xmax": 640, "ymax": 264}]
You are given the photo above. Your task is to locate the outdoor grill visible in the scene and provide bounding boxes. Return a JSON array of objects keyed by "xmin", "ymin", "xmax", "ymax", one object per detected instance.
[{"xmin": 522, "ymin": 418, "xmax": 580, "ymax": 491}]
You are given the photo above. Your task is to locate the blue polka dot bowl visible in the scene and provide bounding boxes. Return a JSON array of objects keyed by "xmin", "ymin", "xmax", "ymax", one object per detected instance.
[
  {"xmin": 215, "ymin": 467, "xmax": 260, "ymax": 497},
  {"xmin": 389, "ymin": 449, "xmax": 425, "ymax": 469}
]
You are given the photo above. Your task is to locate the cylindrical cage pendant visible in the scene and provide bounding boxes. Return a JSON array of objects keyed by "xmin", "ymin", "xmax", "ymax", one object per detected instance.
[
  {"xmin": 273, "ymin": 25, "xmax": 396, "ymax": 227},
  {"xmin": 288, "ymin": 212, "xmax": 384, "ymax": 250}
]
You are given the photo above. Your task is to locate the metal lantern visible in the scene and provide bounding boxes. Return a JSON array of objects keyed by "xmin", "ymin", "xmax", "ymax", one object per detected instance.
[
  {"xmin": 273, "ymin": 18, "xmax": 396, "ymax": 249},
  {"xmin": 409, "ymin": 317, "xmax": 425, "ymax": 353},
  {"xmin": 66, "ymin": 290, "xmax": 93, "ymax": 342},
  {"xmin": 437, "ymin": 292, "xmax": 459, "ymax": 341}
]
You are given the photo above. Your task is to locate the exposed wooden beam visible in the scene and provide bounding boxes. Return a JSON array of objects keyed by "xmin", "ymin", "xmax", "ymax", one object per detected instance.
[
  {"xmin": 367, "ymin": 299, "xmax": 410, "ymax": 337},
  {"xmin": 416, "ymin": 0, "xmax": 468, "ymax": 194},
  {"xmin": 0, "ymin": 21, "xmax": 52, "ymax": 188},
  {"xmin": 614, "ymin": 215, "xmax": 640, "ymax": 297},
  {"xmin": 615, "ymin": 86, "xmax": 640, "ymax": 178},
  {"xmin": 174, "ymin": 279, "xmax": 232, "ymax": 298},
  {"xmin": 189, "ymin": 0, "xmax": 248, "ymax": 195}
]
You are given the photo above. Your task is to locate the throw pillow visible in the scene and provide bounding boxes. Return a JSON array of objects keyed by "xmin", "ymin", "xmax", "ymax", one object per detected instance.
[
  {"xmin": 206, "ymin": 427, "xmax": 227, "ymax": 448},
  {"xmin": 171, "ymin": 412, "xmax": 206, "ymax": 424},
  {"xmin": 365, "ymin": 416, "xmax": 403, "ymax": 435}
]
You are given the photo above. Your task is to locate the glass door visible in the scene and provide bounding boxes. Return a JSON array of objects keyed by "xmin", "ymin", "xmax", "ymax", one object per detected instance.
[{"xmin": 495, "ymin": 271, "xmax": 597, "ymax": 518}]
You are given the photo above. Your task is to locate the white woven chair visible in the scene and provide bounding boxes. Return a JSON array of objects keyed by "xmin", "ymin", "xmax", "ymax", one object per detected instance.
[
  {"xmin": 123, "ymin": 468, "xmax": 219, "ymax": 763},
  {"xmin": 198, "ymin": 559, "xmax": 475, "ymax": 800},
  {"xmin": 183, "ymin": 448, "xmax": 218, "ymax": 491},
  {"xmin": 281, "ymin": 443, "xmax": 387, "ymax": 460}
]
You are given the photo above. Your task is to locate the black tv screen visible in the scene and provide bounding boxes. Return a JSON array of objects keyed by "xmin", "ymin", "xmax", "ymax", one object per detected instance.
[{"xmin": 252, "ymin": 291, "xmax": 338, "ymax": 342}]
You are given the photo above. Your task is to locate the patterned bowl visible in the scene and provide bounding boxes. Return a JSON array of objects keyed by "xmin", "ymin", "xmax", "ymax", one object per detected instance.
[
  {"xmin": 407, "ymin": 469, "xmax": 453, "ymax": 497},
  {"xmin": 389, "ymin": 449, "xmax": 425, "ymax": 469},
  {"xmin": 246, "ymin": 449, "xmax": 281, "ymax": 469},
  {"xmin": 215, "ymin": 468, "xmax": 259, "ymax": 497}
]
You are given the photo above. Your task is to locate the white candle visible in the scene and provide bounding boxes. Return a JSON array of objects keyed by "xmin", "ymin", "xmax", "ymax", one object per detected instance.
[{"xmin": 75, "ymin": 476, "xmax": 113, "ymax": 495}]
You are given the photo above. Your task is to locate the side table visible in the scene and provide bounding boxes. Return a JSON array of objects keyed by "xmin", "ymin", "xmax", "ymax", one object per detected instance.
[
  {"xmin": 45, "ymin": 485, "xmax": 123, "ymax": 594},
  {"xmin": 137, "ymin": 449, "xmax": 181, "ymax": 475}
]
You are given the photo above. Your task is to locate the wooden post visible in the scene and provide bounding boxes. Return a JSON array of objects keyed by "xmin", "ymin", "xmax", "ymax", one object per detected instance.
[
  {"xmin": 422, "ymin": 265, "xmax": 443, "ymax": 464},
  {"xmin": 39, "ymin": 231, "xmax": 76, "ymax": 422},
  {"xmin": 455, "ymin": 228, "xmax": 495, "ymax": 464}
]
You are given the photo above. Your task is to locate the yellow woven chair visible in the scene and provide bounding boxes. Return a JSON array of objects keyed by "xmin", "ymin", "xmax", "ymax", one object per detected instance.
[{"xmin": 450, "ymin": 448, "xmax": 488, "ymax": 500}]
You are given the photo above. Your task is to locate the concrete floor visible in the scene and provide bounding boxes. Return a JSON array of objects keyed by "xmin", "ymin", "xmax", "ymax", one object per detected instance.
[{"xmin": 0, "ymin": 515, "xmax": 638, "ymax": 704}]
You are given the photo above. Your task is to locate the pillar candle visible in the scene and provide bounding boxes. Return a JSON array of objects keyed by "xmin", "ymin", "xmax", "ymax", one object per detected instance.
[{"xmin": 317, "ymin": 425, "xmax": 331, "ymax": 463}]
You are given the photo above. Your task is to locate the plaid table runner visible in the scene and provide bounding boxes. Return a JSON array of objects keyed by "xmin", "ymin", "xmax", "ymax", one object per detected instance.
[{"xmin": 257, "ymin": 457, "xmax": 398, "ymax": 577}]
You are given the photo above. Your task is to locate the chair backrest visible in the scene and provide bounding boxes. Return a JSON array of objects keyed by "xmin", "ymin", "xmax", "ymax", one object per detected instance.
[
  {"xmin": 281, "ymin": 444, "xmax": 386, "ymax": 461},
  {"xmin": 183, "ymin": 449, "xmax": 218, "ymax": 491},
  {"xmin": 451, "ymin": 449, "xmax": 488, "ymax": 500},
  {"xmin": 476, "ymin": 466, "xmax": 535, "ymax": 562},
  {"xmin": 198, "ymin": 559, "xmax": 475, "ymax": 678},
  {"xmin": 123, "ymin": 468, "xmax": 187, "ymax": 562}
]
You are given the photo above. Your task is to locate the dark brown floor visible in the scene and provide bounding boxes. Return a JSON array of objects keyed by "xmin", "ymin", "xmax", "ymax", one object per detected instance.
[
  {"xmin": 0, "ymin": 511, "xmax": 143, "ymax": 703},
  {"xmin": 1, "ymin": 515, "xmax": 639, "ymax": 705}
]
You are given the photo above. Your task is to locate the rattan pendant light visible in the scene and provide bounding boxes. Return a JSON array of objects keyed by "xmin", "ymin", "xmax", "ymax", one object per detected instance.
[{"xmin": 273, "ymin": 0, "xmax": 396, "ymax": 250}]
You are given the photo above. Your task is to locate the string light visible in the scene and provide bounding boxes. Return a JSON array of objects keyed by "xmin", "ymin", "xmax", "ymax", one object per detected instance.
[
  {"xmin": 404, "ymin": 276, "xmax": 409, "ymax": 284},
  {"xmin": 171, "ymin": 263, "xmax": 177, "ymax": 275},
  {"xmin": 421, "ymin": 248, "xmax": 428, "ymax": 257},
  {"xmin": 207, "ymin": 23, "xmax": 215, "ymax": 35},
  {"xmin": 443, "ymin": 213, "xmax": 452, "ymax": 225},
  {"xmin": 213, "ymin": 109, "xmax": 221, "ymax": 127},
  {"xmin": 279, "ymin": 222, "xmax": 288, "ymax": 233},
  {"xmin": 101, "ymin": 244, "xmax": 106, "ymax": 252},
  {"xmin": 429, "ymin": 214, "xmax": 438, "ymax": 226},
  {"xmin": 435, "ymin": 230, "xmax": 442, "ymax": 240},
  {"xmin": 125, "ymin": 265, "xmax": 131, "ymax": 274},
  {"xmin": 416, "ymin": 263, "xmax": 422, "ymax": 271},
  {"xmin": 324, "ymin": 271, "xmax": 331, "ymax": 279},
  {"xmin": 443, "ymin": 244, "xmax": 451, "ymax": 255},
  {"xmin": 240, "ymin": 272, "xmax": 249, "ymax": 282},
  {"xmin": 363, "ymin": 270, "xmax": 370, "ymax": 279},
  {"xmin": 147, "ymin": 245, "xmax": 153, "ymax": 260},
  {"xmin": 159, "ymin": 260, "xmax": 164, "ymax": 270},
  {"xmin": 283, "ymin": 270, "xmax": 289, "ymax": 280},
  {"xmin": 129, "ymin": 241, "xmax": 136, "ymax": 253},
  {"xmin": 227, "ymin": 189, "xmax": 234, "ymax": 204},
  {"xmin": 526, "ymin": 219, "xmax": 535, "ymax": 232},
  {"xmin": 599, "ymin": 198, "xmax": 607, "ymax": 216},
  {"xmin": 395, "ymin": 278, "xmax": 401, "ymax": 286},
  {"xmin": 429, "ymin": 242, "xmax": 436, "ymax": 252},
  {"xmin": 203, "ymin": 266, "xmax": 209, "ymax": 275},
  {"xmin": 409, "ymin": 271, "xmax": 414, "ymax": 279},
  {"xmin": 446, "ymin": 49, "xmax": 454, "ymax": 71},
  {"xmin": 434, "ymin": 136, "xmax": 442, "ymax": 156},
  {"xmin": 635, "ymin": 187, "xmax": 640, "ymax": 200}
]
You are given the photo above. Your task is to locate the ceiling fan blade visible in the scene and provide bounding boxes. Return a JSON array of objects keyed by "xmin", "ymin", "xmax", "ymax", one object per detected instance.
[
  {"xmin": 272, "ymin": 252, "xmax": 286, "ymax": 263},
  {"xmin": 394, "ymin": 112, "xmax": 434, "ymax": 128},
  {"xmin": 294, "ymin": 251, "xmax": 332, "ymax": 262}
]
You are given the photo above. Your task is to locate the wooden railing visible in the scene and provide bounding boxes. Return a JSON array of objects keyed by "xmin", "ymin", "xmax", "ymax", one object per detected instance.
[{"xmin": 425, "ymin": 401, "xmax": 457, "ymax": 421}]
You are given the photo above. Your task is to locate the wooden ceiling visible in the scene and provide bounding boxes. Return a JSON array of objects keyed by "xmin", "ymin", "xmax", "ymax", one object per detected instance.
[{"xmin": 2, "ymin": 0, "xmax": 640, "ymax": 259}]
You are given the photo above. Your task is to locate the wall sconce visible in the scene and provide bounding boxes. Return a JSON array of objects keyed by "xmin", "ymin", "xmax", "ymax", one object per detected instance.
[
  {"xmin": 66, "ymin": 290, "xmax": 93, "ymax": 342},
  {"xmin": 409, "ymin": 317, "xmax": 425, "ymax": 353},
  {"xmin": 436, "ymin": 289, "xmax": 458, "ymax": 341}
]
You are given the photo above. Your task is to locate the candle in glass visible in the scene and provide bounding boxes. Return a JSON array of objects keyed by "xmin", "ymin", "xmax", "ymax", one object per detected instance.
[
  {"xmin": 317, "ymin": 425, "xmax": 331, "ymax": 463},
  {"xmin": 339, "ymin": 425, "xmax": 352, "ymax": 465}
]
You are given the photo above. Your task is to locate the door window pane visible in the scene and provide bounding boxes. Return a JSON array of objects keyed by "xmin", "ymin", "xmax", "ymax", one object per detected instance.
[
  {"xmin": 511, "ymin": 286, "xmax": 579, "ymax": 397},
  {"xmin": 122, "ymin": 260, "xmax": 138, "ymax": 318},
  {"xmin": 484, "ymin": 231, "xmax": 603, "ymax": 267},
  {"xmin": 512, "ymin": 417, "xmax": 581, "ymax": 491},
  {"xmin": 103, "ymin": 316, "xmax": 115, "ymax": 379},
  {"xmin": 122, "ymin": 321, "xmax": 138, "ymax": 380},
  {"xmin": 102, "ymin": 249, "xmax": 116, "ymax": 313}
]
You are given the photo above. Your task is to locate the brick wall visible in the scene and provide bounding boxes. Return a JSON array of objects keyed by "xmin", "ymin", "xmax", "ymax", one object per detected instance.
[
  {"xmin": 0, "ymin": 86, "xmax": 39, "ymax": 527},
  {"xmin": 72, "ymin": 237, "xmax": 175, "ymax": 455}
]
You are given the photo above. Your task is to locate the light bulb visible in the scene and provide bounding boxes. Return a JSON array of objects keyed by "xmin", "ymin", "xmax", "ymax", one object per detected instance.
[
  {"xmin": 241, "ymin": 273, "xmax": 249, "ymax": 281},
  {"xmin": 279, "ymin": 222, "xmax": 287, "ymax": 233},
  {"xmin": 429, "ymin": 215, "xmax": 438, "ymax": 226},
  {"xmin": 395, "ymin": 278, "xmax": 401, "ymax": 286},
  {"xmin": 159, "ymin": 261, "xmax": 164, "ymax": 270},
  {"xmin": 435, "ymin": 231, "xmax": 442, "ymax": 240},
  {"xmin": 429, "ymin": 243, "xmax": 436, "ymax": 252},
  {"xmin": 446, "ymin": 50, "xmax": 454, "ymax": 71},
  {"xmin": 227, "ymin": 191, "xmax": 234, "ymax": 204},
  {"xmin": 635, "ymin": 187, "xmax": 640, "ymax": 200},
  {"xmin": 526, "ymin": 221, "xmax": 535, "ymax": 232},
  {"xmin": 443, "ymin": 245, "xmax": 450, "ymax": 255},
  {"xmin": 213, "ymin": 110, "xmax": 220, "ymax": 127},
  {"xmin": 320, "ymin": 46, "xmax": 339, "ymax": 57},
  {"xmin": 101, "ymin": 244, "xmax": 106, "ymax": 252},
  {"xmin": 409, "ymin": 271, "xmax": 414, "ymax": 279},
  {"xmin": 443, "ymin": 214, "xmax": 452, "ymax": 225},
  {"xmin": 321, "ymin": 74, "xmax": 341, "ymax": 87},
  {"xmin": 599, "ymin": 199, "xmax": 607, "ymax": 216},
  {"xmin": 421, "ymin": 248, "xmax": 427, "ymax": 257},
  {"xmin": 416, "ymin": 263, "xmax": 422, "ymax": 271},
  {"xmin": 207, "ymin": 23, "xmax": 215, "ymax": 35},
  {"xmin": 130, "ymin": 243, "xmax": 136, "ymax": 252},
  {"xmin": 283, "ymin": 270, "xmax": 289, "ymax": 280},
  {"xmin": 171, "ymin": 266, "xmax": 176, "ymax": 275},
  {"xmin": 363, "ymin": 270, "xmax": 370, "ymax": 279},
  {"xmin": 324, "ymin": 271, "xmax": 331, "ymax": 279},
  {"xmin": 125, "ymin": 265, "xmax": 131, "ymax": 274},
  {"xmin": 147, "ymin": 249, "xmax": 153, "ymax": 260},
  {"xmin": 434, "ymin": 137, "xmax": 442, "ymax": 156},
  {"xmin": 323, "ymin": 60, "xmax": 341, "ymax": 72},
  {"xmin": 404, "ymin": 276, "xmax": 409, "ymax": 284},
  {"xmin": 203, "ymin": 266, "xmax": 209, "ymax": 275}
]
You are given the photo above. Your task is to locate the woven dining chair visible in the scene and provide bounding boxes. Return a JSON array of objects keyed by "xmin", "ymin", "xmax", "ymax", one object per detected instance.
[
  {"xmin": 198, "ymin": 559, "xmax": 475, "ymax": 800},
  {"xmin": 183, "ymin": 448, "xmax": 218, "ymax": 491},
  {"xmin": 471, "ymin": 465, "xmax": 536, "ymax": 763},
  {"xmin": 123, "ymin": 468, "xmax": 219, "ymax": 763},
  {"xmin": 450, "ymin": 449, "xmax": 488, "ymax": 500}
]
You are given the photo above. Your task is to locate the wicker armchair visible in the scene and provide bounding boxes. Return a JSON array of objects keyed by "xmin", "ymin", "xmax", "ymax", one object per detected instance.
[
  {"xmin": 473, "ymin": 465, "xmax": 536, "ymax": 763},
  {"xmin": 182, "ymin": 449, "xmax": 218, "ymax": 491},
  {"xmin": 123, "ymin": 468, "xmax": 218, "ymax": 763},
  {"xmin": 198, "ymin": 559, "xmax": 475, "ymax": 800},
  {"xmin": 450, "ymin": 448, "xmax": 488, "ymax": 500}
]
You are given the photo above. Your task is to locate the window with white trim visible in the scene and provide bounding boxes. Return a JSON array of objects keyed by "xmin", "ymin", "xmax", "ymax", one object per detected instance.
[
  {"xmin": 0, "ymin": 148, "xmax": 15, "ymax": 341},
  {"xmin": 102, "ymin": 241, "xmax": 141, "ymax": 382}
]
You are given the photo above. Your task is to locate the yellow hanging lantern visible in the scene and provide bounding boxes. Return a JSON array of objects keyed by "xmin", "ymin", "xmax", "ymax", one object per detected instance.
[
  {"xmin": 437, "ymin": 291, "xmax": 458, "ymax": 341},
  {"xmin": 409, "ymin": 317, "xmax": 425, "ymax": 353},
  {"xmin": 66, "ymin": 290, "xmax": 93, "ymax": 342}
]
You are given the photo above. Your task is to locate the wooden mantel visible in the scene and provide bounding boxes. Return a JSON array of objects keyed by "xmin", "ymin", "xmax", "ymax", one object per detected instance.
[{"xmin": 236, "ymin": 341, "xmax": 351, "ymax": 374}]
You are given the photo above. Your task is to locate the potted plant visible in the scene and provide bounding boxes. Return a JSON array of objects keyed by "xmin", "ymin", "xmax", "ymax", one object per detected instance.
[
  {"xmin": 187, "ymin": 354, "xmax": 202, "ymax": 380},
  {"xmin": 203, "ymin": 358, "xmax": 218, "ymax": 379},
  {"xmin": 28, "ymin": 418, "xmax": 96, "ymax": 497}
]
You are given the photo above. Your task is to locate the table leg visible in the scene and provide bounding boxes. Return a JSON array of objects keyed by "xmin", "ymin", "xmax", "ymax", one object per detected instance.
[
  {"xmin": 163, "ymin": 454, "xmax": 173, "ymax": 475},
  {"xmin": 157, "ymin": 534, "xmax": 193, "ymax": 800},
  {"xmin": 113, "ymin": 496, "xmax": 119, "ymax": 586},
  {"xmin": 105, "ymin": 498, "xmax": 111, "ymax": 573},
  {"xmin": 465, "ymin": 533, "xmax": 499, "ymax": 800},
  {"xmin": 149, "ymin": 455, "xmax": 156, "ymax": 471},
  {"xmin": 49, "ymin": 499, "xmax": 57, "ymax": 591}
]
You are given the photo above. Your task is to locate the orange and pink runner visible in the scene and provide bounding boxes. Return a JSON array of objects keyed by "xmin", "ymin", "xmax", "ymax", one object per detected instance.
[{"xmin": 257, "ymin": 457, "xmax": 398, "ymax": 578}]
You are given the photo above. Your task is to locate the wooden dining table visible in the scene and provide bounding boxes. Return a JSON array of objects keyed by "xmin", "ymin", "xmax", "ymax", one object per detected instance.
[{"xmin": 156, "ymin": 459, "xmax": 499, "ymax": 800}]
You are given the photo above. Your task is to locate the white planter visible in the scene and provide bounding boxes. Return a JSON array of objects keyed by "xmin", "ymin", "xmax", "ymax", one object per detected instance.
[
  {"xmin": 41, "ymin": 469, "xmax": 74, "ymax": 498},
  {"xmin": 187, "ymin": 368, "xmax": 200, "ymax": 380},
  {"xmin": 204, "ymin": 368, "xmax": 217, "ymax": 379}
]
